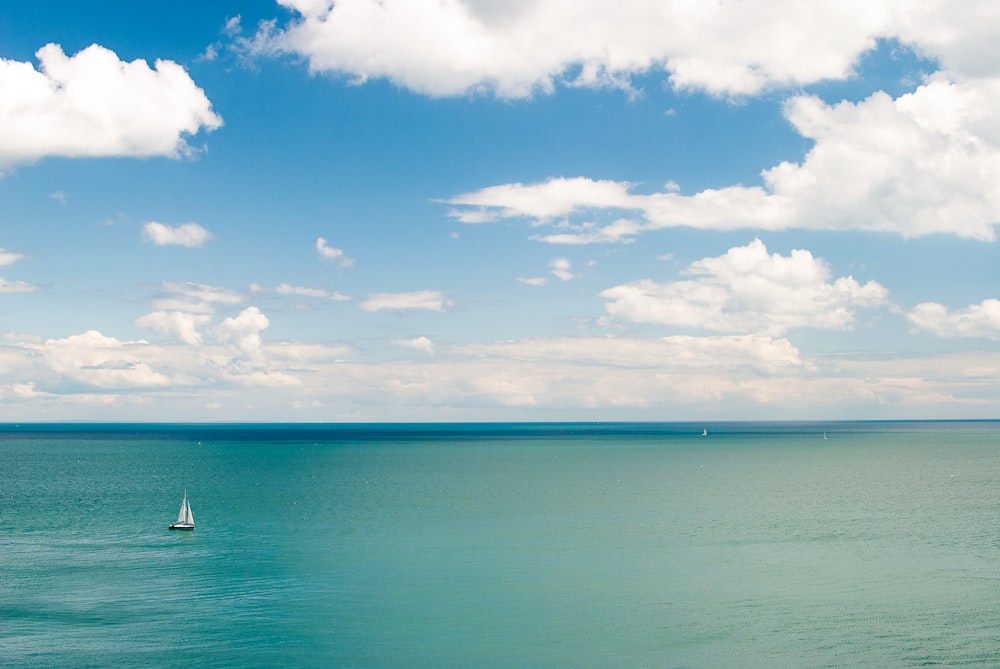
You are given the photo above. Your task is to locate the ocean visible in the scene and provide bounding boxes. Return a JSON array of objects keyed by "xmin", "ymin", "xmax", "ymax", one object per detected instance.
[{"xmin": 2, "ymin": 422, "xmax": 999, "ymax": 668}]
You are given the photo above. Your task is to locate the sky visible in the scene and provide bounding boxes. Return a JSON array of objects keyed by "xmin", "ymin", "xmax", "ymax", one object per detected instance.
[{"xmin": 2, "ymin": 0, "xmax": 1000, "ymax": 422}]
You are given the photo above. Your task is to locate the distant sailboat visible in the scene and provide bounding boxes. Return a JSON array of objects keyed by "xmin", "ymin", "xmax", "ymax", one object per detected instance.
[
  {"xmin": 168, "ymin": 491, "xmax": 195, "ymax": 530},
  {"xmin": 702, "ymin": 428, "xmax": 708, "ymax": 436}
]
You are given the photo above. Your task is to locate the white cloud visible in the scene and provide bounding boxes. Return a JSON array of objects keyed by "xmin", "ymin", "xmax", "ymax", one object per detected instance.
[
  {"xmin": 359, "ymin": 290, "xmax": 452, "ymax": 312},
  {"xmin": 31, "ymin": 330, "xmax": 172, "ymax": 389},
  {"xmin": 908, "ymin": 299, "xmax": 1000, "ymax": 339},
  {"xmin": 150, "ymin": 281, "xmax": 244, "ymax": 314},
  {"xmin": 0, "ymin": 248, "xmax": 25, "ymax": 267},
  {"xmin": 260, "ymin": 0, "xmax": 1000, "ymax": 100},
  {"xmin": 600, "ymin": 239, "xmax": 888, "ymax": 335},
  {"xmin": 0, "ymin": 43, "xmax": 222, "ymax": 171},
  {"xmin": 0, "ymin": 248, "xmax": 37, "ymax": 291},
  {"xmin": 894, "ymin": 0, "xmax": 1000, "ymax": 80},
  {"xmin": 214, "ymin": 306, "xmax": 270, "ymax": 359},
  {"xmin": 275, "ymin": 283, "xmax": 351, "ymax": 301},
  {"xmin": 135, "ymin": 310, "xmax": 212, "ymax": 345},
  {"xmin": 532, "ymin": 218, "xmax": 644, "ymax": 245},
  {"xmin": 549, "ymin": 257, "xmax": 574, "ymax": 281},
  {"xmin": 761, "ymin": 78, "xmax": 1000, "ymax": 241},
  {"xmin": 316, "ymin": 237, "xmax": 354, "ymax": 267},
  {"xmin": 142, "ymin": 221, "xmax": 214, "ymax": 248},
  {"xmin": 453, "ymin": 334, "xmax": 804, "ymax": 373},
  {"xmin": 517, "ymin": 276, "xmax": 547, "ymax": 286},
  {"xmin": 367, "ymin": 334, "xmax": 809, "ymax": 411},
  {"xmin": 11, "ymin": 382, "xmax": 44, "ymax": 399},
  {"xmin": 266, "ymin": 0, "xmax": 898, "ymax": 99},
  {"xmin": 392, "ymin": 336, "xmax": 435, "ymax": 354},
  {"xmin": 6, "ymin": 320, "xmax": 1000, "ymax": 420},
  {"xmin": 445, "ymin": 73, "xmax": 1000, "ymax": 242},
  {"xmin": 0, "ymin": 278, "xmax": 39, "ymax": 293},
  {"xmin": 444, "ymin": 176, "xmax": 790, "ymax": 239},
  {"xmin": 447, "ymin": 177, "xmax": 635, "ymax": 224},
  {"xmin": 224, "ymin": 15, "xmax": 243, "ymax": 37}
]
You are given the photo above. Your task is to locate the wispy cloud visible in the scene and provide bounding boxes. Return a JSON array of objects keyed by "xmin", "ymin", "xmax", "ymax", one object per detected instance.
[
  {"xmin": 143, "ymin": 222, "xmax": 214, "ymax": 248},
  {"xmin": 0, "ymin": 248, "xmax": 25, "ymax": 267},
  {"xmin": 316, "ymin": 237, "xmax": 354, "ymax": 267},
  {"xmin": 148, "ymin": 281, "xmax": 244, "ymax": 314},
  {"xmin": 0, "ymin": 278, "xmax": 39, "ymax": 293},
  {"xmin": 0, "ymin": 248, "xmax": 37, "ymax": 292},
  {"xmin": 275, "ymin": 283, "xmax": 351, "ymax": 301},
  {"xmin": 549, "ymin": 258, "xmax": 574, "ymax": 281},
  {"xmin": 359, "ymin": 290, "xmax": 452, "ymax": 312}
]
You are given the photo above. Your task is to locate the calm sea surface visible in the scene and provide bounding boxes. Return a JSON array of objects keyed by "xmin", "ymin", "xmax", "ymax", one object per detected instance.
[{"xmin": 2, "ymin": 422, "xmax": 1000, "ymax": 668}]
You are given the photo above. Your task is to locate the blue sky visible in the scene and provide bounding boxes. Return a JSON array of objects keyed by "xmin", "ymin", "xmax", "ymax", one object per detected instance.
[{"xmin": 2, "ymin": 0, "xmax": 1000, "ymax": 422}]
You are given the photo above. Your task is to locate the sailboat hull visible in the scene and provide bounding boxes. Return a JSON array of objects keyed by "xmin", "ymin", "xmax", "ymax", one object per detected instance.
[{"xmin": 168, "ymin": 523, "xmax": 194, "ymax": 530}]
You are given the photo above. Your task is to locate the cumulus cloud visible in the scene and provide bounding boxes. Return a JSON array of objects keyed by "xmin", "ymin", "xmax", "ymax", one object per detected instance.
[
  {"xmin": 5, "ymin": 313, "xmax": 352, "ymax": 405},
  {"xmin": 359, "ymin": 290, "xmax": 452, "ymax": 312},
  {"xmin": 316, "ymin": 237, "xmax": 354, "ymax": 267},
  {"xmin": 0, "ymin": 43, "xmax": 221, "ymax": 171},
  {"xmin": 253, "ymin": 0, "xmax": 1000, "ymax": 100},
  {"xmin": 600, "ymin": 239, "xmax": 888, "ymax": 335},
  {"xmin": 761, "ymin": 77, "xmax": 1000, "ymax": 240},
  {"xmin": 135, "ymin": 310, "xmax": 212, "ymax": 345},
  {"xmin": 384, "ymin": 1, "xmax": 995, "ymax": 243},
  {"xmin": 142, "ymin": 222, "xmax": 214, "ymax": 248},
  {"xmin": 908, "ymin": 299, "xmax": 1000, "ymax": 339},
  {"xmin": 517, "ymin": 276, "xmax": 547, "ymax": 286},
  {"xmin": 31, "ymin": 330, "xmax": 172, "ymax": 389},
  {"xmin": 446, "ymin": 72, "xmax": 1000, "ymax": 242},
  {"xmin": 392, "ymin": 336, "xmax": 435, "ymax": 354},
  {"xmin": 214, "ymin": 306, "xmax": 270, "ymax": 359},
  {"xmin": 262, "ymin": 0, "xmax": 899, "ymax": 99}
]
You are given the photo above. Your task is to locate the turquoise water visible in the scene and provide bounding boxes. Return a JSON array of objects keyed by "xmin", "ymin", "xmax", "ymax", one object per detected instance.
[{"xmin": 2, "ymin": 422, "xmax": 1000, "ymax": 667}]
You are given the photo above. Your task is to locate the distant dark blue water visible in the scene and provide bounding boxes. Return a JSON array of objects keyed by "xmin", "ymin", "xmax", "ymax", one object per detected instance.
[{"xmin": 2, "ymin": 422, "xmax": 1000, "ymax": 667}]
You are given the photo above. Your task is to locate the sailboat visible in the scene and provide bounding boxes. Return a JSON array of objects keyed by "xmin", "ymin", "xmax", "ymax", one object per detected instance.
[{"xmin": 168, "ymin": 491, "xmax": 195, "ymax": 530}]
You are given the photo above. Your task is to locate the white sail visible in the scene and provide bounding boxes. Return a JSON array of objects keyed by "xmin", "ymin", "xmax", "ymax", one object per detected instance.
[{"xmin": 169, "ymin": 490, "xmax": 195, "ymax": 529}]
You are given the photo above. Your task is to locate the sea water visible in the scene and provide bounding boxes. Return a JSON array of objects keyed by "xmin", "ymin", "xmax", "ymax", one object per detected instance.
[{"xmin": 2, "ymin": 422, "xmax": 999, "ymax": 668}]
